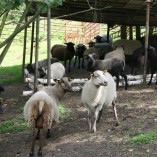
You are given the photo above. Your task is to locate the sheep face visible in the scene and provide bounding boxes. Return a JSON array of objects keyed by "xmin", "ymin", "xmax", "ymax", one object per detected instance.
[
  {"xmin": 91, "ymin": 70, "xmax": 108, "ymax": 86},
  {"xmin": 55, "ymin": 77, "xmax": 73, "ymax": 92},
  {"xmin": 94, "ymin": 35, "xmax": 103, "ymax": 43},
  {"xmin": 25, "ymin": 64, "xmax": 34, "ymax": 74}
]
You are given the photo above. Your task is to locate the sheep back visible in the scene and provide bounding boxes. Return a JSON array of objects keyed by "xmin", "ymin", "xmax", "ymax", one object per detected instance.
[
  {"xmin": 24, "ymin": 91, "xmax": 59, "ymax": 125},
  {"xmin": 104, "ymin": 46, "xmax": 125, "ymax": 61},
  {"xmin": 45, "ymin": 62, "xmax": 65, "ymax": 79}
]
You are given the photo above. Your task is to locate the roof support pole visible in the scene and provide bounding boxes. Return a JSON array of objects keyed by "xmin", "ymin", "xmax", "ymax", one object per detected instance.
[
  {"xmin": 47, "ymin": 6, "xmax": 51, "ymax": 85},
  {"xmin": 22, "ymin": 16, "xmax": 28, "ymax": 83},
  {"xmin": 106, "ymin": 24, "xmax": 110, "ymax": 43},
  {"xmin": 34, "ymin": 7, "xmax": 40, "ymax": 93},
  {"xmin": 121, "ymin": 25, "xmax": 127, "ymax": 39},
  {"xmin": 136, "ymin": 26, "xmax": 141, "ymax": 40},
  {"xmin": 143, "ymin": 0, "xmax": 151, "ymax": 84},
  {"xmin": 129, "ymin": 26, "xmax": 133, "ymax": 40},
  {"xmin": 30, "ymin": 21, "xmax": 35, "ymax": 64}
]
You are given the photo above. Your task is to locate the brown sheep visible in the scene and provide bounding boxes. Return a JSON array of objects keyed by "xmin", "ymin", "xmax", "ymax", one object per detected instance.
[
  {"xmin": 24, "ymin": 77, "xmax": 73, "ymax": 156},
  {"xmin": 51, "ymin": 42, "xmax": 75, "ymax": 72}
]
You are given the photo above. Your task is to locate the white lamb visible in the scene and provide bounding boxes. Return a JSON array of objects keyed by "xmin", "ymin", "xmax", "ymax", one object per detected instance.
[
  {"xmin": 23, "ymin": 76, "xmax": 72, "ymax": 156},
  {"xmin": 81, "ymin": 70, "xmax": 118, "ymax": 133}
]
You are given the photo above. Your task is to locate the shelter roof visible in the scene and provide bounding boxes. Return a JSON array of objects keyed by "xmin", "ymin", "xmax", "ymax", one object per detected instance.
[{"xmin": 40, "ymin": 0, "xmax": 157, "ymax": 26}]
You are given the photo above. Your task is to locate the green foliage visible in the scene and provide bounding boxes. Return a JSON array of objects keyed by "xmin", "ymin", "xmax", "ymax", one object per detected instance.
[
  {"xmin": 0, "ymin": 118, "xmax": 29, "ymax": 134},
  {"xmin": 128, "ymin": 131, "xmax": 157, "ymax": 145},
  {"xmin": 0, "ymin": 0, "xmax": 26, "ymax": 14},
  {"xmin": 59, "ymin": 104, "xmax": 69, "ymax": 119}
]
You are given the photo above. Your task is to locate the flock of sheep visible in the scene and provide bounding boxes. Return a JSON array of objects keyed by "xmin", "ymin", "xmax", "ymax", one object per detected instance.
[{"xmin": 24, "ymin": 35, "xmax": 157, "ymax": 156}]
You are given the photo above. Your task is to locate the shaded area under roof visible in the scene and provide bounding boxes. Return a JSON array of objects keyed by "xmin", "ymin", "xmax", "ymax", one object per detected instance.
[{"xmin": 31, "ymin": 0, "xmax": 157, "ymax": 26}]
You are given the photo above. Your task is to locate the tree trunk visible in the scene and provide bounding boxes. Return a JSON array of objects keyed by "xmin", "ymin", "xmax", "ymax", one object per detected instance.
[
  {"xmin": 0, "ymin": 1, "xmax": 36, "ymax": 65},
  {"xmin": 0, "ymin": 10, "xmax": 9, "ymax": 37}
]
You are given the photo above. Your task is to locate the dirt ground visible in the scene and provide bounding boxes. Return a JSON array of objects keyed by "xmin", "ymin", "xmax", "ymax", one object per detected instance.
[{"xmin": 1, "ymin": 66, "xmax": 157, "ymax": 157}]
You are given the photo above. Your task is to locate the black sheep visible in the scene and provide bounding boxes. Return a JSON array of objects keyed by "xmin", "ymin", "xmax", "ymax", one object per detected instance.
[
  {"xmin": 85, "ymin": 54, "xmax": 128, "ymax": 90},
  {"xmin": 74, "ymin": 44, "xmax": 87, "ymax": 69},
  {"xmin": 147, "ymin": 46, "xmax": 157, "ymax": 85},
  {"xmin": 51, "ymin": 42, "xmax": 75, "ymax": 73}
]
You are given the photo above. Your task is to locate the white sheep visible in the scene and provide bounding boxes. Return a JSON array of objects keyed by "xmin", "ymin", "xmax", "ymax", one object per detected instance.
[
  {"xmin": 42, "ymin": 62, "xmax": 65, "ymax": 79},
  {"xmin": 104, "ymin": 46, "xmax": 125, "ymax": 62},
  {"xmin": 81, "ymin": 70, "xmax": 118, "ymax": 133},
  {"xmin": 23, "ymin": 77, "xmax": 72, "ymax": 156}
]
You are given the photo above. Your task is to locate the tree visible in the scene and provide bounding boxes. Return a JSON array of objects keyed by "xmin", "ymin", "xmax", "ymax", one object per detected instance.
[{"xmin": 0, "ymin": 0, "xmax": 62, "ymax": 64}]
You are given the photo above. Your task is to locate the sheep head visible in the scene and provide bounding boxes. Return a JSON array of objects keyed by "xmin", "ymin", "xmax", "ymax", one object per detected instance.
[
  {"xmin": 54, "ymin": 77, "xmax": 73, "ymax": 92},
  {"xmin": 91, "ymin": 70, "xmax": 108, "ymax": 86}
]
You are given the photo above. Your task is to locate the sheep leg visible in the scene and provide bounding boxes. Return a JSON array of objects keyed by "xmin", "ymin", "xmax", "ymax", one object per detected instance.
[
  {"xmin": 97, "ymin": 109, "xmax": 103, "ymax": 123},
  {"xmin": 46, "ymin": 129, "xmax": 51, "ymax": 138},
  {"xmin": 82, "ymin": 58, "xmax": 84, "ymax": 69},
  {"xmin": 29, "ymin": 126, "xmax": 36, "ymax": 156},
  {"xmin": 115, "ymin": 75, "xmax": 119, "ymax": 90},
  {"xmin": 120, "ymin": 72, "xmax": 128, "ymax": 90},
  {"xmin": 92, "ymin": 109, "xmax": 99, "ymax": 133},
  {"xmin": 36, "ymin": 129, "xmax": 40, "ymax": 140},
  {"xmin": 148, "ymin": 70, "xmax": 155, "ymax": 85},
  {"xmin": 78, "ymin": 57, "xmax": 81, "ymax": 69},
  {"xmin": 74, "ymin": 56, "xmax": 77, "ymax": 66},
  {"xmin": 87, "ymin": 109, "xmax": 92, "ymax": 131},
  {"xmin": 38, "ymin": 129, "xmax": 45, "ymax": 156},
  {"xmin": 68, "ymin": 59, "xmax": 71, "ymax": 73},
  {"xmin": 112, "ymin": 101, "xmax": 119, "ymax": 126},
  {"xmin": 64, "ymin": 60, "xmax": 67, "ymax": 69}
]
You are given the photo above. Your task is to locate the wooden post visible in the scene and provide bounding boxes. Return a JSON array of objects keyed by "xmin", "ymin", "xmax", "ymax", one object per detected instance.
[
  {"xmin": 121, "ymin": 25, "xmax": 127, "ymax": 39},
  {"xmin": 30, "ymin": 21, "xmax": 35, "ymax": 64},
  {"xmin": 136, "ymin": 26, "xmax": 141, "ymax": 40},
  {"xmin": 47, "ymin": 7, "xmax": 51, "ymax": 85},
  {"xmin": 34, "ymin": 8, "xmax": 40, "ymax": 93},
  {"xmin": 22, "ymin": 16, "xmax": 28, "ymax": 83},
  {"xmin": 106, "ymin": 24, "xmax": 110, "ymax": 43},
  {"xmin": 143, "ymin": 0, "xmax": 151, "ymax": 84},
  {"xmin": 129, "ymin": 26, "xmax": 133, "ymax": 40}
]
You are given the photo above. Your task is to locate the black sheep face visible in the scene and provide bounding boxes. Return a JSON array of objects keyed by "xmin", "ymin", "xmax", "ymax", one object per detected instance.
[
  {"xmin": 0, "ymin": 85, "xmax": 4, "ymax": 93},
  {"xmin": 25, "ymin": 64, "xmax": 34, "ymax": 74}
]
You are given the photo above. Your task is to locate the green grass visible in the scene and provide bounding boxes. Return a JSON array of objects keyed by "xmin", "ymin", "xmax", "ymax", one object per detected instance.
[
  {"xmin": 0, "ymin": 118, "xmax": 29, "ymax": 134},
  {"xmin": 0, "ymin": 104, "xmax": 69, "ymax": 134},
  {"xmin": 128, "ymin": 131, "xmax": 157, "ymax": 145},
  {"xmin": 59, "ymin": 104, "xmax": 69, "ymax": 119},
  {"xmin": 0, "ymin": 65, "xmax": 22, "ymax": 84}
]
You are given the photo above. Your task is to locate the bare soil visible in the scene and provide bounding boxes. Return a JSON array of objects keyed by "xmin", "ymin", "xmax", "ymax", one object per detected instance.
[{"xmin": 1, "ymin": 66, "xmax": 157, "ymax": 157}]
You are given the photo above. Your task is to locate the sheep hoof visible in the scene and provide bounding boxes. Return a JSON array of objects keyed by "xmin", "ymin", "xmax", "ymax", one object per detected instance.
[
  {"xmin": 46, "ymin": 129, "xmax": 51, "ymax": 138},
  {"xmin": 115, "ymin": 121, "xmax": 120, "ymax": 127},
  {"xmin": 38, "ymin": 151, "xmax": 42, "ymax": 156},
  {"xmin": 29, "ymin": 151, "xmax": 34, "ymax": 157}
]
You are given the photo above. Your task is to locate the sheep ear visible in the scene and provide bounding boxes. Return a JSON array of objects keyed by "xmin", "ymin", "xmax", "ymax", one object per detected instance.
[
  {"xmin": 89, "ymin": 72, "xmax": 93, "ymax": 77},
  {"xmin": 104, "ymin": 69, "xmax": 107, "ymax": 73},
  {"xmin": 92, "ymin": 53, "xmax": 97, "ymax": 59},
  {"xmin": 37, "ymin": 84, "xmax": 44, "ymax": 91},
  {"xmin": 68, "ymin": 77, "xmax": 74, "ymax": 82},
  {"xmin": 54, "ymin": 79, "xmax": 60, "ymax": 83}
]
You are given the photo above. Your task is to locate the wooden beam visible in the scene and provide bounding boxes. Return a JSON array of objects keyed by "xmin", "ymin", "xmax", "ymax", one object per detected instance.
[
  {"xmin": 136, "ymin": 25, "xmax": 141, "ymax": 40},
  {"xmin": 143, "ymin": 0, "xmax": 151, "ymax": 84},
  {"xmin": 47, "ymin": 7, "xmax": 51, "ymax": 85},
  {"xmin": 129, "ymin": 26, "xmax": 133, "ymax": 40},
  {"xmin": 121, "ymin": 25, "xmax": 127, "ymax": 39},
  {"xmin": 34, "ymin": 7, "xmax": 40, "ymax": 93},
  {"xmin": 22, "ymin": 16, "xmax": 28, "ymax": 83},
  {"xmin": 30, "ymin": 21, "xmax": 35, "ymax": 64}
]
